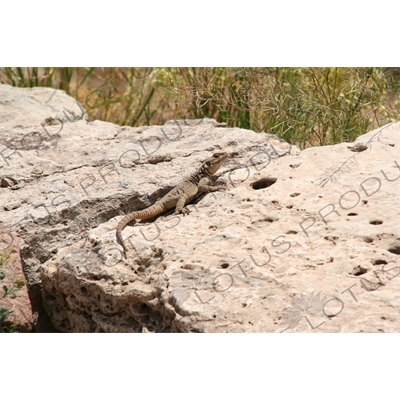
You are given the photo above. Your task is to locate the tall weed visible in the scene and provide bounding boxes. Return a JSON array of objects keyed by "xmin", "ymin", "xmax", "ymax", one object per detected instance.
[{"xmin": 1, "ymin": 67, "xmax": 399, "ymax": 148}]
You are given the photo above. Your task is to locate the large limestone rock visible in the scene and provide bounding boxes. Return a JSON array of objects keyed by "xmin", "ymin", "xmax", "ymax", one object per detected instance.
[{"xmin": 1, "ymin": 83, "xmax": 399, "ymax": 332}]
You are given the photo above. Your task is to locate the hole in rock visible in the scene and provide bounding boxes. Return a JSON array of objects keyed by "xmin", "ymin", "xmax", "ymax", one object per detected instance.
[
  {"xmin": 388, "ymin": 244, "xmax": 400, "ymax": 255},
  {"xmin": 371, "ymin": 259, "xmax": 387, "ymax": 265},
  {"xmin": 251, "ymin": 177, "xmax": 277, "ymax": 190},
  {"xmin": 350, "ymin": 266, "xmax": 368, "ymax": 276}
]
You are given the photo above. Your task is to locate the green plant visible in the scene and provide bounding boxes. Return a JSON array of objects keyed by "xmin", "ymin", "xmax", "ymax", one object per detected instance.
[
  {"xmin": 1, "ymin": 67, "xmax": 399, "ymax": 148},
  {"xmin": 1, "ymin": 323, "xmax": 21, "ymax": 333},
  {"xmin": 155, "ymin": 67, "xmax": 400, "ymax": 148},
  {"xmin": 0, "ymin": 307, "xmax": 12, "ymax": 322},
  {"xmin": 12, "ymin": 278, "xmax": 26, "ymax": 289},
  {"xmin": 0, "ymin": 250, "xmax": 21, "ymax": 331},
  {"xmin": 0, "ymin": 67, "xmax": 159, "ymax": 126}
]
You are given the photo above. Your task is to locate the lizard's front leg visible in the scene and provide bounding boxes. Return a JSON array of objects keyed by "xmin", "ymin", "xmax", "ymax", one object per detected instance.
[
  {"xmin": 198, "ymin": 176, "xmax": 225, "ymax": 194},
  {"xmin": 198, "ymin": 184, "xmax": 226, "ymax": 193}
]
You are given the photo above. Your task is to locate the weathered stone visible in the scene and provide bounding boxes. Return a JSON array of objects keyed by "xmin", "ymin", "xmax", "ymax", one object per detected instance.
[{"xmin": 1, "ymin": 84, "xmax": 399, "ymax": 332}]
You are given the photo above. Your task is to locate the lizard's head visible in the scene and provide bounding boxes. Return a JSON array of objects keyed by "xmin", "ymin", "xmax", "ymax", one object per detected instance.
[{"xmin": 201, "ymin": 152, "xmax": 229, "ymax": 176}]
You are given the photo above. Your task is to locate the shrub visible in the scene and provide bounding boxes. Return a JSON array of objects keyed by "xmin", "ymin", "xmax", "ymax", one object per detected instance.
[{"xmin": 1, "ymin": 67, "xmax": 399, "ymax": 148}]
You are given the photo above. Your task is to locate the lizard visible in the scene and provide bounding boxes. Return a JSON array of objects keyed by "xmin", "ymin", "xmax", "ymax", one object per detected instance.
[{"xmin": 116, "ymin": 151, "xmax": 229, "ymax": 256}]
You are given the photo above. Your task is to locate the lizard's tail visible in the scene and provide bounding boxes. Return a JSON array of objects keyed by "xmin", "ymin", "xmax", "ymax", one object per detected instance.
[
  {"xmin": 116, "ymin": 213, "xmax": 138, "ymax": 257},
  {"xmin": 116, "ymin": 203, "xmax": 164, "ymax": 257}
]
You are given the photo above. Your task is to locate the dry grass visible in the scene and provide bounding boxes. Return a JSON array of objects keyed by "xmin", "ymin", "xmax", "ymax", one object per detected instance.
[{"xmin": 1, "ymin": 67, "xmax": 399, "ymax": 148}]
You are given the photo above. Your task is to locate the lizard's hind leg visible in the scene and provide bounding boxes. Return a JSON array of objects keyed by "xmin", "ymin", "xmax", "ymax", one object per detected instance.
[{"xmin": 174, "ymin": 195, "xmax": 191, "ymax": 215}]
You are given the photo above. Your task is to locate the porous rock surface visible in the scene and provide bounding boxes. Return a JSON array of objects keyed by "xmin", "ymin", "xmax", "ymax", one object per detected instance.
[{"xmin": 0, "ymin": 83, "xmax": 399, "ymax": 332}]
